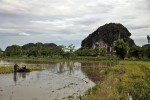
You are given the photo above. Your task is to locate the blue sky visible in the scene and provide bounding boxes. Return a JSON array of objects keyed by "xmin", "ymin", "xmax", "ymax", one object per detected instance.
[{"xmin": 0, "ymin": 0, "xmax": 150, "ymax": 50}]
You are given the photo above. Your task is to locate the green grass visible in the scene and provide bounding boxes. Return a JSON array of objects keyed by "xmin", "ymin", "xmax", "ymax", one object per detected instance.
[
  {"xmin": 0, "ymin": 67, "xmax": 13, "ymax": 74},
  {"xmin": 0, "ymin": 56, "xmax": 119, "ymax": 63},
  {"xmin": 1, "ymin": 56, "xmax": 150, "ymax": 64},
  {"xmin": 0, "ymin": 66, "xmax": 41, "ymax": 74},
  {"xmin": 83, "ymin": 61, "xmax": 150, "ymax": 100}
]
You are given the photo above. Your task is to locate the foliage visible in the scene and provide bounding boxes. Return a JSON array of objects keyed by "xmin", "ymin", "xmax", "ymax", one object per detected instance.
[
  {"xmin": 113, "ymin": 39, "xmax": 128, "ymax": 59},
  {"xmin": 75, "ymin": 48, "xmax": 96, "ymax": 56},
  {"xmin": 59, "ymin": 44, "xmax": 76, "ymax": 58},
  {"xmin": 67, "ymin": 44, "xmax": 75, "ymax": 53},
  {"xmin": 129, "ymin": 45, "xmax": 143, "ymax": 58},
  {"xmin": 4, "ymin": 43, "xmax": 65, "ymax": 58},
  {"xmin": 75, "ymin": 46, "xmax": 107, "ymax": 57},
  {"xmin": 5, "ymin": 45, "xmax": 22, "ymax": 57},
  {"xmin": 147, "ymin": 35, "xmax": 150, "ymax": 44},
  {"xmin": 64, "ymin": 44, "xmax": 76, "ymax": 57},
  {"xmin": 0, "ymin": 48, "xmax": 2, "ymax": 52},
  {"xmin": 142, "ymin": 44, "xmax": 150, "ymax": 58}
]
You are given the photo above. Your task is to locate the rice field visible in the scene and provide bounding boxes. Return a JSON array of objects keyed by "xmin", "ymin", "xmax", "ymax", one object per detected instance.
[{"xmin": 83, "ymin": 61, "xmax": 150, "ymax": 100}]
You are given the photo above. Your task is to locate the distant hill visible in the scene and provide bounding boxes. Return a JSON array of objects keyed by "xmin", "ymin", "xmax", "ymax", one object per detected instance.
[
  {"xmin": 22, "ymin": 42, "xmax": 57, "ymax": 50},
  {"xmin": 81, "ymin": 23, "xmax": 135, "ymax": 49},
  {"xmin": 4, "ymin": 42, "xmax": 61, "ymax": 57}
]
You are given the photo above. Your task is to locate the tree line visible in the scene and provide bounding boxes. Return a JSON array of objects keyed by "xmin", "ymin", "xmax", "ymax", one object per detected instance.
[
  {"xmin": 0, "ymin": 37, "xmax": 150, "ymax": 59},
  {"xmin": 0, "ymin": 43, "xmax": 75, "ymax": 58}
]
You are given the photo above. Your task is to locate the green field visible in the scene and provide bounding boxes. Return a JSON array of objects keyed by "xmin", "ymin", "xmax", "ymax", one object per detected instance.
[
  {"xmin": 83, "ymin": 61, "xmax": 150, "ymax": 100},
  {"xmin": 1, "ymin": 56, "xmax": 149, "ymax": 64},
  {"xmin": 0, "ymin": 56, "xmax": 119, "ymax": 62}
]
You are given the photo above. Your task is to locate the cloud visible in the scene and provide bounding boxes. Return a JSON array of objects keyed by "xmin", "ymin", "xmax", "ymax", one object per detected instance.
[
  {"xmin": 131, "ymin": 35, "xmax": 146, "ymax": 40},
  {"xmin": 18, "ymin": 32, "xmax": 30, "ymax": 36},
  {"xmin": 0, "ymin": 0, "xmax": 150, "ymax": 49},
  {"xmin": 127, "ymin": 24, "xmax": 150, "ymax": 30}
]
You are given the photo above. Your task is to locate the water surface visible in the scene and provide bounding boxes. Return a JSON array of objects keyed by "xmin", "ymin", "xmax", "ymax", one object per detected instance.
[{"xmin": 0, "ymin": 60, "xmax": 115, "ymax": 100}]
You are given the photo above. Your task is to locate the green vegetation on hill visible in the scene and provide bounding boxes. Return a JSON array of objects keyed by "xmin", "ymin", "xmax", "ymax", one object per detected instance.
[{"xmin": 81, "ymin": 23, "xmax": 135, "ymax": 48}]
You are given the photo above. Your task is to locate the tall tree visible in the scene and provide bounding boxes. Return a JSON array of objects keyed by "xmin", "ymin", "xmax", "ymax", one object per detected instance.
[
  {"xmin": 147, "ymin": 35, "xmax": 150, "ymax": 58},
  {"xmin": 63, "ymin": 44, "xmax": 76, "ymax": 57},
  {"xmin": 129, "ymin": 46, "xmax": 143, "ymax": 58},
  {"xmin": 147, "ymin": 35, "xmax": 150, "ymax": 44},
  {"xmin": 113, "ymin": 39, "xmax": 128, "ymax": 59},
  {"xmin": 0, "ymin": 48, "xmax": 2, "ymax": 52}
]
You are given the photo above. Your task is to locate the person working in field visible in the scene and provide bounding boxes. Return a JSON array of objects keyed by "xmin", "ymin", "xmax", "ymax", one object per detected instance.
[{"xmin": 14, "ymin": 64, "xmax": 19, "ymax": 72}]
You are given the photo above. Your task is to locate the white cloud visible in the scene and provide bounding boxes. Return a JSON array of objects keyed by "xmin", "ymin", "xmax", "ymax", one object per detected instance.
[
  {"xmin": 19, "ymin": 32, "xmax": 30, "ymax": 36},
  {"xmin": 0, "ymin": 0, "xmax": 150, "ymax": 49}
]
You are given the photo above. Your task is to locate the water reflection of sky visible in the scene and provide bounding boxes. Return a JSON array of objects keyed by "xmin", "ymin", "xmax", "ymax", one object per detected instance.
[
  {"xmin": 0, "ymin": 61, "xmax": 96, "ymax": 100},
  {"xmin": 0, "ymin": 60, "xmax": 117, "ymax": 100},
  {"xmin": 0, "ymin": 60, "xmax": 14, "ymax": 66},
  {"xmin": 0, "ymin": 60, "xmax": 27, "ymax": 67}
]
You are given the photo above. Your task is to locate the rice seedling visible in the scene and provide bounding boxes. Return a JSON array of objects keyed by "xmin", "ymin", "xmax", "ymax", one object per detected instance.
[{"xmin": 83, "ymin": 61, "xmax": 150, "ymax": 100}]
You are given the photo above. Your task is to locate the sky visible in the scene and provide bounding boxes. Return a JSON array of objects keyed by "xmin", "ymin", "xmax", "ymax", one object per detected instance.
[{"xmin": 0, "ymin": 0, "xmax": 150, "ymax": 50}]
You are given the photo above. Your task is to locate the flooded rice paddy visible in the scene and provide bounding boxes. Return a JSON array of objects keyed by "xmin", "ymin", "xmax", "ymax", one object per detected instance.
[{"xmin": 0, "ymin": 60, "xmax": 116, "ymax": 100}]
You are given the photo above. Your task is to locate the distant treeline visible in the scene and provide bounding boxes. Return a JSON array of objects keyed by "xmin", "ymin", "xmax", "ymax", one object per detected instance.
[
  {"xmin": 0, "ymin": 43, "xmax": 65, "ymax": 57},
  {"xmin": 0, "ymin": 42, "xmax": 150, "ymax": 59}
]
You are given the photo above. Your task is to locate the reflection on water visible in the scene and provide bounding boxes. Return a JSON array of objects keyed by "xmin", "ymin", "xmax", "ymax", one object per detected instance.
[
  {"xmin": 57, "ymin": 62, "xmax": 75, "ymax": 74},
  {"xmin": 12, "ymin": 62, "xmax": 80, "ymax": 83},
  {"xmin": 0, "ymin": 60, "xmax": 117, "ymax": 100},
  {"xmin": 13, "ymin": 72, "xmax": 30, "ymax": 84},
  {"xmin": 13, "ymin": 72, "xmax": 17, "ymax": 83},
  {"xmin": 81, "ymin": 61, "xmax": 118, "ymax": 83},
  {"xmin": 0, "ymin": 60, "xmax": 14, "ymax": 66}
]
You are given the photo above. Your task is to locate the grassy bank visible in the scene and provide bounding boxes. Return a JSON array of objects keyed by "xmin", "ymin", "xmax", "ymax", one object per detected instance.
[
  {"xmin": 0, "ymin": 56, "xmax": 119, "ymax": 63},
  {"xmin": 1, "ymin": 56, "xmax": 150, "ymax": 64},
  {"xmin": 0, "ymin": 66, "xmax": 41, "ymax": 74},
  {"xmin": 83, "ymin": 61, "xmax": 150, "ymax": 100}
]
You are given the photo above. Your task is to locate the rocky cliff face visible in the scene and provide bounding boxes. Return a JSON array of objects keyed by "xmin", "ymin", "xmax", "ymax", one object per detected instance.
[{"xmin": 81, "ymin": 23, "xmax": 135, "ymax": 49}]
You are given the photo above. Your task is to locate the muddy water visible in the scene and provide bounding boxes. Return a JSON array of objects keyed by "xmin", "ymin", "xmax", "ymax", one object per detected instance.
[{"xmin": 0, "ymin": 60, "xmax": 116, "ymax": 100}]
